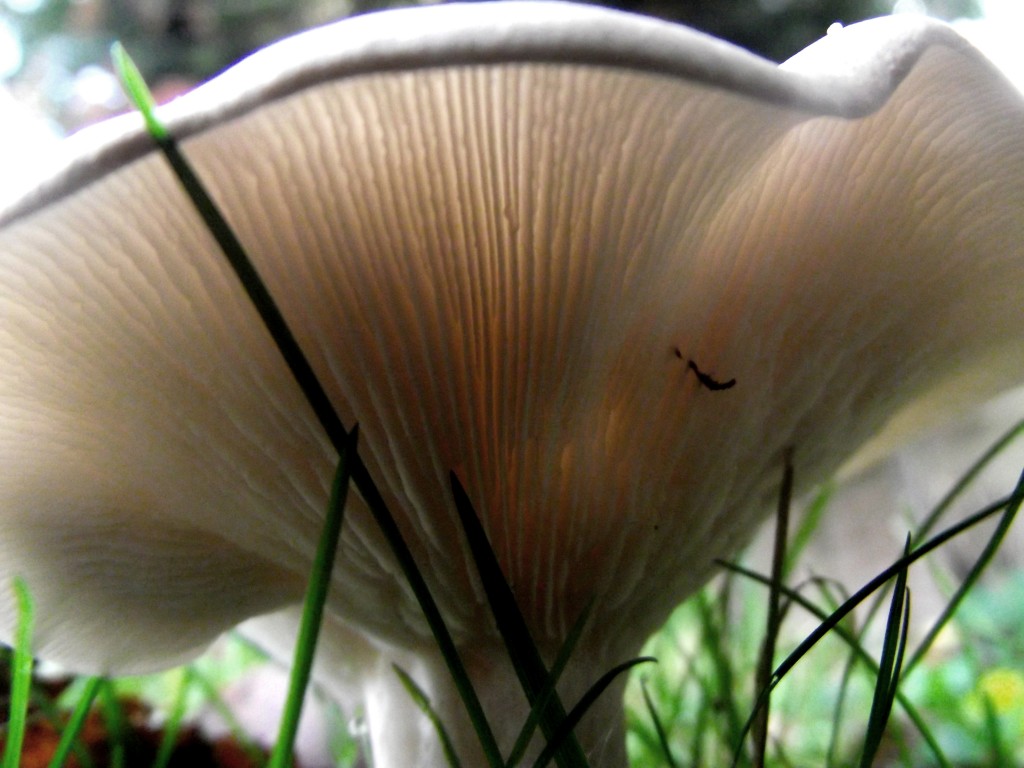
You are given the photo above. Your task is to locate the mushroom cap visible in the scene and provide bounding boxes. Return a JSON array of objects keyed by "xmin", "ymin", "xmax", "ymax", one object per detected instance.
[{"xmin": 1, "ymin": 1, "xmax": 1023, "ymax": 678}]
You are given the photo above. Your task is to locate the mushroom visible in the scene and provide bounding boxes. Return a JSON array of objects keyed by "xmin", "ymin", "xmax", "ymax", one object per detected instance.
[{"xmin": 2, "ymin": 2, "xmax": 1023, "ymax": 765}]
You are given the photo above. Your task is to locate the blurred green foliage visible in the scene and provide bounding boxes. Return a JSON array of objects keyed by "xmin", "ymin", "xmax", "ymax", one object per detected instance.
[{"xmin": 1, "ymin": 0, "xmax": 982, "ymax": 130}]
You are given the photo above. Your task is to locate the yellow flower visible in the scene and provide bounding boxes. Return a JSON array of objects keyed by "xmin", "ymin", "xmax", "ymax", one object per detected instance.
[{"xmin": 977, "ymin": 668, "xmax": 1024, "ymax": 715}]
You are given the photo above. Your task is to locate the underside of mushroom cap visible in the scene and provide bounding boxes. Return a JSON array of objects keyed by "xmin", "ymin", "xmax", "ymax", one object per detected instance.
[{"xmin": 1, "ymin": 2, "xmax": 1023, "ymax": 685}]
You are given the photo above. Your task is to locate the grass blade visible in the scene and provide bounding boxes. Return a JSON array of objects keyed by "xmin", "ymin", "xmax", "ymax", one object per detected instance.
[
  {"xmin": 269, "ymin": 427, "xmax": 356, "ymax": 768},
  {"xmin": 150, "ymin": 670, "xmax": 191, "ymax": 768},
  {"xmin": 694, "ymin": 592, "xmax": 745, "ymax": 751},
  {"xmin": 639, "ymin": 680, "xmax": 679, "ymax": 768},
  {"xmin": 393, "ymin": 664, "xmax": 463, "ymax": 768},
  {"xmin": 450, "ymin": 473, "xmax": 586, "ymax": 767},
  {"xmin": 2, "ymin": 577, "xmax": 34, "ymax": 768},
  {"xmin": 980, "ymin": 692, "xmax": 1010, "ymax": 765},
  {"xmin": 688, "ymin": 664, "xmax": 712, "ymax": 767},
  {"xmin": 783, "ymin": 483, "xmax": 833, "ymax": 580},
  {"xmin": 189, "ymin": 669, "xmax": 267, "ymax": 766},
  {"xmin": 48, "ymin": 676, "xmax": 104, "ymax": 768}
]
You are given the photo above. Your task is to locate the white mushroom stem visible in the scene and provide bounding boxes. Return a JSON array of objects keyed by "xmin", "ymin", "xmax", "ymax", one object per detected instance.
[
  {"xmin": 245, "ymin": 607, "xmax": 627, "ymax": 766},
  {"xmin": 2, "ymin": 3, "xmax": 1024, "ymax": 764}
]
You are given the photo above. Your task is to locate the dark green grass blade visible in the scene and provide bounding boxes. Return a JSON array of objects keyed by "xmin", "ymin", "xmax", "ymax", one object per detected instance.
[
  {"xmin": 269, "ymin": 428, "xmax": 356, "ymax": 768},
  {"xmin": 753, "ymin": 451, "xmax": 793, "ymax": 768},
  {"xmin": 858, "ymin": 538, "xmax": 912, "ymax": 768},
  {"xmin": 905, "ymin": 482, "xmax": 1020, "ymax": 674},
  {"xmin": 531, "ymin": 657, "xmax": 654, "ymax": 768},
  {"xmin": 640, "ymin": 679, "xmax": 679, "ymax": 768},
  {"xmin": 506, "ymin": 602, "xmax": 594, "ymax": 768},
  {"xmin": 393, "ymin": 664, "xmax": 463, "ymax": 768},
  {"xmin": 2, "ymin": 577, "xmax": 34, "ymax": 768},
  {"xmin": 450, "ymin": 473, "xmax": 586, "ymax": 767},
  {"xmin": 113, "ymin": 46, "xmax": 503, "ymax": 766},
  {"xmin": 48, "ymin": 676, "xmax": 104, "ymax": 768}
]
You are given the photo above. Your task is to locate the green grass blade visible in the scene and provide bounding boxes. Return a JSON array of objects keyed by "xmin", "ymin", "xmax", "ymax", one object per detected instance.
[
  {"xmin": 688, "ymin": 665, "xmax": 712, "ymax": 767},
  {"xmin": 30, "ymin": 680, "xmax": 93, "ymax": 768},
  {"xmin": 784, "ymin": 483, "xmax": 833, "ymax": 579},
  {"xmin": 639, "ymin": 680, "xmax": 679, "ymax": 768},
  {"xmin": 47, "ymin": 676, "xmax": 104, "ymax": 768},
  {"xmin": 2, "ymin": 577, "xmax": 34, "ymax": 768},
  {"xmin": 506, "ymin": 602, "xmax": 594, "ymax": 768},
  {"xmin": 694, "ymin": 593, "xmax": 745, "ymax": 751},
  {"xmin": 393, "ymin": 664, "xmax": 463, "ymax": 768},
  {"xmin": 980, "ymin": 692, "xmax": 1010, "ymax": 765},
  {"xmin": 269, "ymin": 427, "xmax": 356, "ymax": 768},
  {"xmin": 189, "ymin": 669, "xmax": 267, "ymax": 767},
  {"xmin": 688, "ymin": 663, "xmax": 712, "ymax": 768},
  {"xmin": 112, "ymin": 47, "xmax": 503, "ymax": 765},
  {"xmin": 109, "ymin": 43, "xmax": 167, "ymax": 141},
  {"xmin": 450, "ymin": 473, "xmax": 585, "ymax": 767},
  {"xmin": 530, "ymin": 657, "xmax": 654, "ymax": 768},
  {"xmin": 348, "ymin": 475, "xmax": 504, "ymax": 765},
  {"xmin": 150, "ymin": 669, "xmax": 191, "ymax": 768}
]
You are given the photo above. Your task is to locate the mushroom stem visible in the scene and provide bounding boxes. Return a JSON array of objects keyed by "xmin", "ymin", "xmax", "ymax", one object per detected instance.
[{"xmin": 360, "ymin": 642, "xmax": 628, "ymax": 767}]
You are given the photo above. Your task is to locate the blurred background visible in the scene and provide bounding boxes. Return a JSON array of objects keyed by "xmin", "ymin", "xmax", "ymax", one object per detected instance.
[{"xmin": 0, "ymin": 0, "xmax": 1014, "ymax": 206}]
